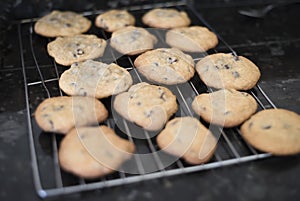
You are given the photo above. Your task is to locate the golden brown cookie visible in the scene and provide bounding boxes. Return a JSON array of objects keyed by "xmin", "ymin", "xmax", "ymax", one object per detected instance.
[
  {"xmin": 166, "ymin": 26, "xmax": 218, "ymax": 52},
  {"xmin": 59, "ymin": 126, "xmax": 135, "ymax": 178},
  {"xmin": 47, "ymin": 34, "xmax": 107, "ymax": 66},
  {"xmin": 110, "ymin": 26, "xmax": 157, "ymax": 55},
  {"xmin": 192, "ymin": 89, "xmax": 257, "ymax": 127},
  {"xmin": 157, "ymin": 117, "xmax": 217, "ymax": 164},
  {"xmin": 142, "ymin": 8, "xmax": 191, "ymax": 28},
  {"xmin": 95, "ymin": 10, "xmax": 135, "ymax": 32},
  {"xmin": 134, "ymin": 48, "xmax": 195, "ymax": 85},
  {"xmin": 241, "ymin": 109, "xmax": 300, "ymax": 155},
  {"xmin": 34, "ymin": 96, "xmax": 108, "ymax": 134},
  {"xmin": 196, "ymin": 53, "xmax": 261, "ymax": 90},
  {"xmin": 34, "ymin": 10, "xmax": 91, "ymax": 37},
  {"xmin": 113, "ymin": 82, "xmax": 178, "ymax": 131},
  {"xmin": 59, "ymin": 60, "xmax": 133, "ymax": 99}
]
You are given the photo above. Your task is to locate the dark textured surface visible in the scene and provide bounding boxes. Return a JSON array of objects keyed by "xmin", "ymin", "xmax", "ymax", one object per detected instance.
[{"xmin": 1, "ymin": 1, "xmax": 300, "ymax": 201}]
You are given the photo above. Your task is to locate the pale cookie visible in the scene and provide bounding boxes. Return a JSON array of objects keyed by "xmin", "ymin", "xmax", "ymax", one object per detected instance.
[
  {"xmin": 113, "ymin": 82, "xmax": 178, "ymax": 131},
  {"xmin": 192, "ymin": 89, "xmax": 257, "ymax": 127},
  {"xmin": 59, "ymin": 126, "xmax": 135, "ymax": 178},
  {"xmin": 59, "ymin": 60, "xmax": 133, "ymax": 99},
  {"xmin": 196, "ymin": 53, "xmax": 261, "ymax": 90},
  {"xmin": 142, "ymin": 8, "xmax": 191, "ymax": 28},
  {"xmin": 241, "ymin": 109, "xmax": 300, "ymax": 155},
  {"xmin": 47, "ymin": 34, "xmax": 107, "ymax": 66},
  {"xmin": 35, "ymin": 96, "xmax": 108, "ymax": 134},
  {"xmin": 34, "ymin": 10, "xmax": 91, "ymax": 37},
  {"xmin": 134, "ymin": 48, "xmax": 195, "ymax": 85},
  {"xmin": 110, "ymin": 26, "xmax": 157, "ymax": 55},
  {"xmin": 166, "ymin": 26, "xmax": 218, "ymax": 52},
  {"xmin": 95, "ymin": 10, "xmax": 135, "ymax": 32},
  {"xmin": 157, "ymin": 117, "xmax": 217, "ymax": 164}
]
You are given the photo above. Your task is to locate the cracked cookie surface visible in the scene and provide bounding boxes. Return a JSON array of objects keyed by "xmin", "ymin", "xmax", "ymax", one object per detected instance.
[
  {"xmin": 59, "ymin": 60, "xmax": 133, "ymax": 99},
  {"xmin": 35, "ymin": 96, "xmax": 108, "ymax": 134},
  {"xmin": 196, "ymin": 53, "xmax": 261, "ymax": 90},
  {"xmin": 47, "ymin": 34, "xmax": 107, "ymax": 66},
  {"xmin": 34, "ymin": 10, "xmax": 91, "ymax": 37},
  {"xmin": 241, "ymin": 109, "xmax": 300, "ymax": 155},
  {"xmin": 113, "ymin": 82, "xmax": 178, "ymax": 131},
  {"xmin": 134, "ymin": 48, "xmax": 195, "ymax": 85}
]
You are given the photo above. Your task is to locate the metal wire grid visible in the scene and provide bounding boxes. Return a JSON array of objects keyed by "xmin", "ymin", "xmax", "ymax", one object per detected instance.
[{"xmin": 18, "ymin": 1, "xmax": 275, "ymax": 198}]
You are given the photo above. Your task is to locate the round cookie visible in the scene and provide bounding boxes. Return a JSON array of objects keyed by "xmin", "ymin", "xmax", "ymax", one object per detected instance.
[
  {"xmin": 192, "ymin": 89, "xmax": 257, "ymax": 127},
  {"xmin": 47, "ymin": 34, "xmax": 107, "ymax": 66},
  {"xmin": 166, "ymin": 26, "xmax": 218, "ymax": 52},
  {"xmin": 113, "ymin": 82, "xmax": 178, "ymax": 131},
  {"xmin": 34, "ymin": 10, "xmax": 91, "ymax": 37},
  {"xmin": 59, "ymin": 60, "xmax": 133, "ymax": 99},
  {"xmin": 34, "ymin": 96, "xmax": 108, "ymax": 134},
  {"xmin": 196, "ymin": 53, "xmax": 261, "ymax": 90},
  {"xmin": 241, "ymin": 109, "xmax": 300, "ymax": 155},
  {"xmin": 95, "ymin": 10, "xmax": 135, "ymax": 32},
  {"xmin": 142, "ymin": 8, "xmax": 191, "ymax": 28},
  {"xmin": 59, "ymin": 126, "xmax": 135, "ymax": 179},
  {"xmin": 110, "ymin": 26, "xmax": 157, "ymax": 55},
  {"xmin": 157, "ymin": 117, "xmax": 217, "ymax": 164},
  {"xmin": 134, "ymin": 48, "xmax": 195, "ymax": 85}
]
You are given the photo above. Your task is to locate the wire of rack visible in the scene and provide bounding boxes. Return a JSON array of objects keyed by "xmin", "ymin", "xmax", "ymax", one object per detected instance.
[{"xmin": 18, "ymin": 1, "xmax": 275, "ymax": 198}]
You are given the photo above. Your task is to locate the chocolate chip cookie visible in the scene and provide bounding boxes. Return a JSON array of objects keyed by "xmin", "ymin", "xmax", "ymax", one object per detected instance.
[
  {"xmin": 157, "ymin": 116, "xmax": 217, "ymax": 164},
  {"xmin": 113, "ymin": 82, "xmax": 178, "ymax": 131},
  {"xmin": 192, "ymin": 89, "xmax": 258, "ymax": 127},
  {"xmin": 59, "ymin": 60, "xmax": 133, "ymax": 99},
  {"xmin": 142, "ymin": 8, "xmax": 191, "ymax": 28},
  {"xmin": 166, "ymin": 26, "xmax": 218, "ymax": 52},
  {"xmin": 35, "ymin": 96, "xmax": 108, "ymax": 134},
  {"xmin": 241, "ymin": 109, "xmax": 300, "ymax": 155},
  {"xmin": 134, "ymin": 48, "xmax": 195, "ymax": 85},
  {"xmin": 95, "ymin": 10, "xmax": 135, "ymax": 32},
  {"xmin": 196, "ymin": 53, "xmax": 261, "ymax": 90},
  {"xmin": 47, "ymin": 34, "xmax": 107, "ymax": 66},
  {"xmin": 59, "ymin": 126, "xmax": 135, "ymax": 178},
  {"xmin": 34, "ymin": 10, "xmax": 91, "ymax": 37},
  {"xmin": 110, "ymin": 26, "xmax": 157, "ymax": 55}
]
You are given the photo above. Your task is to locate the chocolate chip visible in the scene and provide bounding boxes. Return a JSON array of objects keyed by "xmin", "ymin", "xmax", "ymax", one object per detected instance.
[
  {"xmin": 159, "ymin": 92, "xmax": 166, "ymax": 101},
  {"xmin": 232, "ymin": 71, "xmax": 240, "ymax": 78},
  {"xmin": 48, "ymin": 120, "xmax": 54, "ymax": 129},
  {"xmin": 153, "ymin": 62, "xmax": 159, "ymax": 67},
  {"xmin": 262, "ymin": 125, "xmax": 272, "ymax": 130},
  {"xmin": 77, "ymin": 49, "xmax": 84, "ymax": 55},
  {"xmin": 136, "ymin": 102, "xmax": 142, "ymax": 106},
  {"xmin": 215, "ymin": 65, "xmax": 219, "ymax": 69},
  {"xmin": 234, "ymin": 56, "xmax": 240, "ymax": 61},
  {"xmin": 167, "ymin": 57, "xmax": 178, "ymax": 64},
  {"xmin": 224, "ymin": 64, "xmax": 230, "ymax": 69},
  {"xmin": 201, "ymin": 106, "xmax": 206, "ymax": 111},
  {"xmin": 65, "ymin": 23, "xmax": 72, "ymax": 27}
]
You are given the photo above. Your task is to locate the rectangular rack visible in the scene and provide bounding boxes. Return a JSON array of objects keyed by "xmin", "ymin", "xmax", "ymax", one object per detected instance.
[{"xmin": 19, "ymin": 0, "xmax": 275, "ymax": 198}]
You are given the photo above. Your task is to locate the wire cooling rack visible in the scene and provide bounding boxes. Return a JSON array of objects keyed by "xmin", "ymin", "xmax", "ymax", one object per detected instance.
[{"xmin": 18, "ymin": 0, "xmax": 275, "ymax": 198}]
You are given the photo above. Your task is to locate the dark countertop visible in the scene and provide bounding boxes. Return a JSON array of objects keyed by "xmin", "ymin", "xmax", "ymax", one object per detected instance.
[{"xmin": 1, "ymin": 1, "xmax": 300, "ymax": 201}]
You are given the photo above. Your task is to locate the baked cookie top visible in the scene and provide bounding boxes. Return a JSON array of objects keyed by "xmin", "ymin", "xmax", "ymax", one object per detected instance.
[
  {"xmin": 192, "ymin": 89, "xmax": 257, "ymax": 127},
  {"xmin": 34, "ymin": 10, "xmax": 91, "ymax": 37},
  {"xmin": 142, "ymin": 8, "xmax": 191, "ymax": 28},
  {"xmin": 34, "ymin": 96, "xmax": 108, "ymax": 134},
  {"xmin": 166, "ymin": 26, "xmax": 219, "ymax": 52},
  {"xmin": 241, "ymin": 109, "xmax": 300, "ymax": 155},
  {"xmin": 196, "ymin": 53, "xmax": 261, "ymax": 90},
  {"xmin": 157, "ymin": 116, "xmax": 217, "ymax": 164},
  {"xmin": 59, "ymin": 60, "xmax": 133, "ymax": 99},
  {"xmin": 113, "ymin": 82, "xmax": 178, "ymax": 131},
  {"xmin": 110, "ymin": 26, "xmax": 157, "ymax": 55},
  {"xmin": 134, "ymin": 48, "xmax": 195, "ymax": 85},
  {"xmin": 47, "ymin": 34, "xmax": 107, "ymax": 66},
  {"xmin": 95, "ymin": 10, "xmax": 135, "ymax": 32},
  {"xmin": 59, "ymin": 126, "xmax": 135, "ymax": 178}
]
